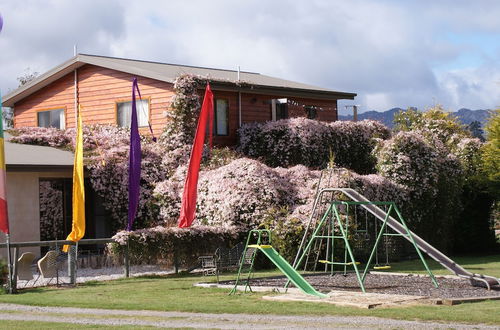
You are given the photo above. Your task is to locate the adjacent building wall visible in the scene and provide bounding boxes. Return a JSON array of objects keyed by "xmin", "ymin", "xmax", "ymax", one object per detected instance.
[{"xmin": 0, "ymin": 171, "xmax": 71, "ymax": 259}]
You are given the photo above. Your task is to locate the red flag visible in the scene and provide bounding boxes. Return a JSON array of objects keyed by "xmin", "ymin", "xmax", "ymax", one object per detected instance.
[
  {"xmin": 178, "ymin": 84, "xmax": 214, "ymax": 228},
  {"xmin": 0, "ymin": 92, "xmax": 9, "ymax": 234}
]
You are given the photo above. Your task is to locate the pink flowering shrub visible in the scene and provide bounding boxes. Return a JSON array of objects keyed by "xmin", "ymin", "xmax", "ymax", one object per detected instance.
[
  {"xmin": 110, "ymin": 225, "xmax": 240, "ymax": 266},
  {"xmin": 87, "ymin": 141, "xmax": 166, "ymax": 232},
  {"xmin": 376, "ymin": 132, "xmax": 441, "ymax": 196},
  {"xmin": 196, "ymin": 158, "xmax": 287, "ymax": 229},
  {"xmin": 9, "ymin": 127, "xmax": 72, "ymax": 148},
  {"xmin": 374, "ymin": 131, "xmax": 463, "ymax": 252},
  {"xmin": 238, "ymin": 118, "xmax": 390, "ymax": 173},
  {"xmin": 159, "ymin": 75, "xmax": 202, "ymax": 150},
  {"xmin": 154, "ymin": 160, "xmax": 321, "ymax": 231}
]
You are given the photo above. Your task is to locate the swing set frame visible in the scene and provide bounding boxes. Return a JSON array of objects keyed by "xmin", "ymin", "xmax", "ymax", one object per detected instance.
[{"xmin": 291, "ymin": 196, "xmax": 438, "ymax": 293}]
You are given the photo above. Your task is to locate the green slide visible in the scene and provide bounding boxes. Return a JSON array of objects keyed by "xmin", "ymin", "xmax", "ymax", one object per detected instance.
[{"xmin": 248, "ymin": 245, "xmax": 327, "ymax": 298}]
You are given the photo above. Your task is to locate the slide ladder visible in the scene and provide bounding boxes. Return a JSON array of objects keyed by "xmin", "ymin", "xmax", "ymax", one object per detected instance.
[{"xmin": 332, "ymin": 188, "xmax": 500, "ymax": 290}]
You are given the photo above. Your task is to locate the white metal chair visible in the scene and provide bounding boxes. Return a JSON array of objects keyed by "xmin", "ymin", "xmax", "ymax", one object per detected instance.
[
  {"xmin": 17, "ymin": 252, "xmax": 37, "ymax": 287},
  {"xmin": 37, "ymin": 250, "xmax": 58, "ymax": 285}
]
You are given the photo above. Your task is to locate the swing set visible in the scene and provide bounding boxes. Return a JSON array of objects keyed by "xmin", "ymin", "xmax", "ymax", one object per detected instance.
[
  {"xmin": 231, "ymin": 168, "xmax": 500, "ymax": 296},
  {"xmin": 288, "ymin": 169, "xmax": 438, "ymax": 293}
]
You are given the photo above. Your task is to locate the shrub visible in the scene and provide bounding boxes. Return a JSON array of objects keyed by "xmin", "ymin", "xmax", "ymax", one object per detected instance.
[
  {"xmin": 259, "ymin": 206, "xmax": 305, "ymax": 263},
  {"xmin": 196, "ymin": 158, "xmax": 296, "ymax": 229},
  {"xmin": 0, "ymin": 258, "xmax": 7, "ymax": 289},
  {"xmin": 237, "ymin": 118, "xmax": 390, "ymax": 173},
  {"xmin": 110, "ymin": 225, "xmax": 241, "ymax": 267},
  {"xmin": 374, "ymin": 130, "xmax": 463, "ymax": 252},
  {"xmin": 9, "ymin": 127, "xmax": 72, "ymax": 148}
]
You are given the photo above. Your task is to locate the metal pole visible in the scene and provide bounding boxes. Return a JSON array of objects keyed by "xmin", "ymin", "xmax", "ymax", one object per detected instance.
[
  {"xmin": 68, "ymin": 244, "xmax": 77, "ymax": 285},
  {"xmin": 124, "ymin": 239, "xmax": 130, "ymax": 278},
  {"xmin": 11, "ymin": 246, "xmax": 18, "ymax": 293},
  {"xmin": 6, "ymin": 234, "xmax": 13, "ymax": 294}
]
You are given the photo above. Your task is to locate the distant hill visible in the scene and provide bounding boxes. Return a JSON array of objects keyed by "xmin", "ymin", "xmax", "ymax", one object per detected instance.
[{"xmin": 339, "ymin": 108, "xmax": 492, "ymax": 128}]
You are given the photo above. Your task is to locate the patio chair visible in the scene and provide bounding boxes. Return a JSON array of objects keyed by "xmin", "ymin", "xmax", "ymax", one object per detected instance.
[
  {"xmin": 37, "ymin": 250, "xmax": 59, "ymax": 285},
  {"xmin": 17, "ymin": 252, "xmax": 38, "ymax": 287}
]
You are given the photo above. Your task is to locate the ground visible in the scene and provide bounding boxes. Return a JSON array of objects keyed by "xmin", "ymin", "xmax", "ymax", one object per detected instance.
[
  {"xmin": 0, "ymin": 255, "xmax": 499, "ymax": 328},
  {"xmin": 223, "ymin": 272, "xmax": 500, "ymax": 299}
]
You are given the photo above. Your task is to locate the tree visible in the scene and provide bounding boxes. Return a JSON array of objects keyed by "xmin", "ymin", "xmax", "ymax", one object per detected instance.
[
  {"xmin": 2, "ymin": 68, "xmax": 41, "ymax": 129},
  {"xmin": 17, "ymin": 67, "xmax": 39, "ymax": 87},
  {"xmin": 2, "ymin": 107, "xmax": 13, "ymax": 128},
  {"xmin": 483, "ymin": 109, "xmax": 500, "ymax": 186},
  {"xmin": 467, "ymin": 120, "xmax": 485, "ymax": 141},
  {"xmin": 394, "ymin": 105, "xmax": 468, "ymax": 138}
]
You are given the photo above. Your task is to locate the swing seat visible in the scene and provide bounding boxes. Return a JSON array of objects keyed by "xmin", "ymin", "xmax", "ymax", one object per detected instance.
[
  {"xmin": 373, "ymin": 265, "xmax": 391, "ymax": 270},
  {"xmin": 319, "ymin": 260, "xmax": 360, "ymax": 265}
]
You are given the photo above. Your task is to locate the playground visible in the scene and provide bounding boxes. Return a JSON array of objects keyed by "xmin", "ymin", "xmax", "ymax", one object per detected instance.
[
  {"xmin": 0, "ymin": 257, "xmax": 499, "ymax": 328},
  {"xmin": 207, "ymin": 169, "xmax": 500, "ymax": 307}
]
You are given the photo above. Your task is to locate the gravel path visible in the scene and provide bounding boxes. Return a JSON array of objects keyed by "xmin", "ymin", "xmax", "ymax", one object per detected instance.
[
  {"xmin": 16, "ymin": 264, "xmax": 176, "ymax": 288},
  {"xmin": 0, "ymin": 303, "xmax": 497, "ymax": 329},
  {"xmin": 224, "ymin": 272, "xmax": 500, "ymax": 299}
]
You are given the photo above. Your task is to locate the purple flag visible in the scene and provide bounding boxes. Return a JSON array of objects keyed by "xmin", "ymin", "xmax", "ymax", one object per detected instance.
[{"xmin": 127, "ymin": 78, "xmax": 142, "ymax": 231}]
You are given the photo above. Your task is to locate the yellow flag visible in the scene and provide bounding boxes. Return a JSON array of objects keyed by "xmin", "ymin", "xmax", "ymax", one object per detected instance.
[{"xmin": 63, "ymin": 106, "xmax": 85, "ymax": 252}]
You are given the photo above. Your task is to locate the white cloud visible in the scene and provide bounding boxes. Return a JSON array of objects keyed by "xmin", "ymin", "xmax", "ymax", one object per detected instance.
[{"xmin": 1, "ymin": 0, "xmax": 499, "ymax": 111}]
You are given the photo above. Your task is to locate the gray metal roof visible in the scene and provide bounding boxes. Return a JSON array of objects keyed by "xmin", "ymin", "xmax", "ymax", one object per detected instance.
[
  {"xmin": 4, "ymin": 133, "xmax": 74, "ymax": 169},
  {"xmin": 3, "ymin": 54, "xmax": 356, "ymax": 107}
]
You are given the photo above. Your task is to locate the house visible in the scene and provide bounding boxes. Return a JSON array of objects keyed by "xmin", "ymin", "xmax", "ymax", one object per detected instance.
[
  {"xmin": 3, "ymin": 54, "xmax": 356, "ymax": 146},
  {"xmin": 0, "ymin": 133, "xmax": 110, "ymax": 258}
]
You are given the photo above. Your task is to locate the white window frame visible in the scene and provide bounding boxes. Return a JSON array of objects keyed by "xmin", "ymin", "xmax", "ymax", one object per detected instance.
[
  {"xmin": 116, "ymin": 99, "xmax": 150, "ymax": 128},
  {"xmin": 37, "ymin": 108, "xmax": 65, "ymax": 129}
]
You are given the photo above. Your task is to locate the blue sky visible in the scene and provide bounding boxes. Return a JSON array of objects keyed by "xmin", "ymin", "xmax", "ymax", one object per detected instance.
[{"xmin": 0, "ymin": 0, "xmax": 499, "ymax": 114}]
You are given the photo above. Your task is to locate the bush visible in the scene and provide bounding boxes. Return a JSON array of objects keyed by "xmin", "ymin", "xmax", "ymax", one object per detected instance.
[
  {"xmin": 110, "ymin": 226, "xmax": 241, "ymax": 267},
  {"xmin": 237, "ymin": 118, "xmax": 390, "ymax": 173},
  {"xmin": 0, "ymin": 258, "xmax": 7, "ymax": 288},
  {"xmin": 375, "ymin": 131, "xmax": 463, "ymax": 253},
  {"xmin": 259, "ymin": 206, "xmax": 305, "ymax": 263}
]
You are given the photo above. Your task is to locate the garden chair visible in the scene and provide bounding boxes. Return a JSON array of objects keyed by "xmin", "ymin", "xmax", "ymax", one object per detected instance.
[
  {"xmin": 198, "ymin": 242, "xmax": 251, "ymax": 283},
  {"xmin": 37, "ymin": 250, "xmax": 58, "ymax": 285},
  {"xmin": 17, "ymin": 252, "xmax": 38, "ymax": 287}
]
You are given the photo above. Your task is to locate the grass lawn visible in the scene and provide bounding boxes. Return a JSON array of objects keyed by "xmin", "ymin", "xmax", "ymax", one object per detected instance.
[{"xmin": 0, "ymin": 254, "xmax": 499, "ymax": 326}]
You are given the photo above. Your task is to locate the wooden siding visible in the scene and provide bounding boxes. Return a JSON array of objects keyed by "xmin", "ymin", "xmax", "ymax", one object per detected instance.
[
  {"xmin": 14, "ymin": 64, "xmax": 174, "ymax": 137},
  {"xmin": 14, "ymin": 73, "xmax": 75, "ymax": 128},
  {"xmin": 14, "ymin": 64, "xmax": 339, "ymax": 146}
]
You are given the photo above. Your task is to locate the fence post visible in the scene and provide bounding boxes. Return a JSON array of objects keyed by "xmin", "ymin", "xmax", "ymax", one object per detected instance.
[
  {"xmin": 68, "ymin": 244, "xmax": 77, "ymax": 285},
  {"xmin": 10, "ymin": 247, "xmax": 19, "ymax": 294},
  {"xmin": 123, "ymin": 239, "xmax": 130, "ymax": 278},
  {"xmin": 173, "ymin": 243, "xmax": 179, "ymax": 274}
]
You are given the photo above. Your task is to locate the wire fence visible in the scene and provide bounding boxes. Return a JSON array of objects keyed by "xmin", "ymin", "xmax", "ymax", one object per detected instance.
[{"xmin": 0, "ymin": 238, "xmax": 178, "ymax": 294}]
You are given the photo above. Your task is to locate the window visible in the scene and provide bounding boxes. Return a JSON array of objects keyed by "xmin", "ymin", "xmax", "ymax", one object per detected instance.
[
  {"xmin": 271, "ymin": 99, "xmax": 288, "ymax": 121},
  {"xmin": 116, "ymin": 99, "xmax": 149, "ymax": 128},
  {"xmin": 214, "ymin": 99, "xmax": 229, "ymax": 136},
  {"xmin": 37, "ymin": 109, "xmax": 65, "ymax": 129},
  {"xmin": 305, "ymin": 106, "xmax": 317, "ymax": 119}
]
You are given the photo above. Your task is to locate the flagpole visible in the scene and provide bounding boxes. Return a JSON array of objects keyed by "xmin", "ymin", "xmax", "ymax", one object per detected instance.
[{"xmin": 6, "ymin": 233, "xmax": 13, "ymax": 294}]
